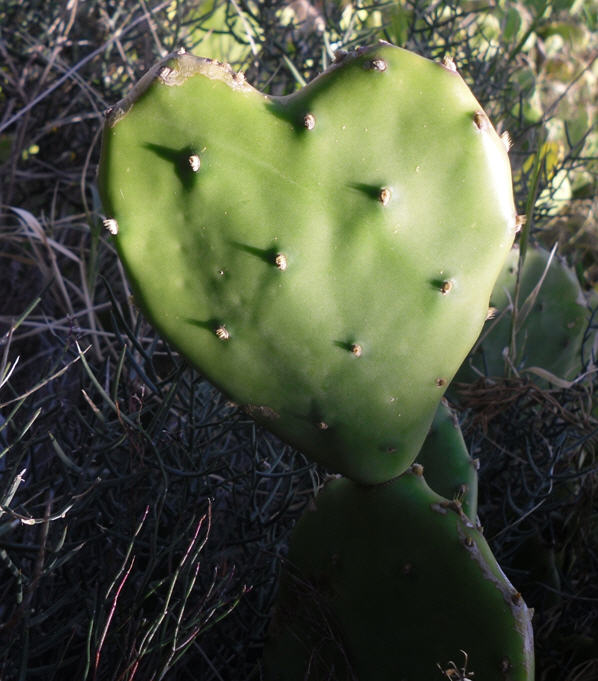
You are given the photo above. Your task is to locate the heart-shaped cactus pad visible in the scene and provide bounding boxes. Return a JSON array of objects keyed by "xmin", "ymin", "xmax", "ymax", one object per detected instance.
[{"xmin": 99, "ymin": 43, "xmax": 517, "ymax": 484}]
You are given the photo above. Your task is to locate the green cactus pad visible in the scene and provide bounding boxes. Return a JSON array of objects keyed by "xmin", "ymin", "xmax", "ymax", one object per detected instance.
[
  {"xmin": 416, "ymin": 399, "xmax": 478, "ymax": 520},
  {"xmin": 456, "ymin": 245, "xmax": 589, "ymax": 385},
  {"xmin": 263, "ymin": 471, "xmax": 535, "ymax": 681},
  {"xmin": 99, "ymin": 44, "xmax": 517, "ymax": 484}
]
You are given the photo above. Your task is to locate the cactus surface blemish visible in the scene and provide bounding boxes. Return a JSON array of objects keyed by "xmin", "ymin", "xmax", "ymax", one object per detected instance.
[
  {"xmin": 440, "ymin": 279, "xmax": 453, "ymax": 294},
  {"xmin": 378, "ymin": 187, "xmax": 391, "ymax": 205},
  {"xmin": 303, "ymin": 113, "xmax": 316, "ymax": 130},
  {"xmin": 367, "ymin": 57, "xmax": 387, "ymax": 71},
  {"xmin": 103, "ymin": 218, "xmax": 119, "ymax": 235},
  {"xmin": 441, "ymin": 54, "xmax": 457, "ymax": 72},
  {"xmin": 215, "ymin": 325, "xmax": 230, "ymax": 341},
  {"xmin": 188, "ymin": 153, "xmax": 201, "ymax": 172},
  {"xmin": 159, "ymin": 66, "xmax": 173, "ymax": 83},
  {"xmin": 274, "ymin": 253, "xmax": 287, "ymax": 271},
  {"xmin": 350, "ymin": 343, "xmax": 362, "ymax": 358},
  {"xmin": 473, "ymin": 110, "xmax": 489, "ymax": 130},
  {"xmin": 514, "ymin": 214, "xmax": 526, "ymax": 233}
]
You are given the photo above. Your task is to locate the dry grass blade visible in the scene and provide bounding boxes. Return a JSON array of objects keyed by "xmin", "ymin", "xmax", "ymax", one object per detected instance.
[
  {"xmin": 0, "ymin": 347, "xmax": 89, "ymax": 409},
  {"xmin": 515, "ymin": 242, "xmax": 558, "ymax": 331}
]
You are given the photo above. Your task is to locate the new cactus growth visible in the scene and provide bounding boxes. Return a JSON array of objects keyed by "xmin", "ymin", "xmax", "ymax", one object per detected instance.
[
  {"xmin": 456, "ymin": 245, "xmax": 589, "ymax": 385},
  {"xmin": 416, "ymin": 399, "xmax": 478, "ymax": 521},
  {"xmin": 99, "ymin": 43, "xmax": 517, "ymax": 484},
  {"xmin": 263, "ymin": 470, "xmax": 535, "ymax": 681}
]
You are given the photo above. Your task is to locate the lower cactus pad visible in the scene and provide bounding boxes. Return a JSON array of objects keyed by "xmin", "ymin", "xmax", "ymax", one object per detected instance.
[{"xmin": 263, "ymin": 471, "xmax": 535, "ymax": 681}]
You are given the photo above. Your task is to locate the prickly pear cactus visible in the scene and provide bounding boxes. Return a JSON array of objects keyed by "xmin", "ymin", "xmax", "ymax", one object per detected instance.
[
  {"xmin": 99, "ymin": 44, "xmax": 518, "ymax": 484},
  {"xmin": 416, "ymin": 399, "xmax": 478, "ymax": 520},
  {"xmin": 456, "ymin": 245, "xmax": 589, "ymax": 386},
  {"xmin": 263, "ymin": 470, "xmax": 535, "ymax": 681}
]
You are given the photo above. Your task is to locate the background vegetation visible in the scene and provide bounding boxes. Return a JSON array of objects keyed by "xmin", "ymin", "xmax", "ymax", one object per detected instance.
[{"xmin": 0, "ymin": 1, "xmax": 596, "ymax": 679}]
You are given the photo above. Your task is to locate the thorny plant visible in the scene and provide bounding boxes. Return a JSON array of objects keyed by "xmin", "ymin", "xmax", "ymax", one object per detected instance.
[{"xmin": 0, "ymin": 1, "xmax": 596, "ymax": 680}]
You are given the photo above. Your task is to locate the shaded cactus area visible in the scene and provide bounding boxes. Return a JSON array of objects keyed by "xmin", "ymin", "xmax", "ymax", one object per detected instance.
[{"xmin": 0, "ymin": 1, "xmax": 597, "ymax": 680}]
